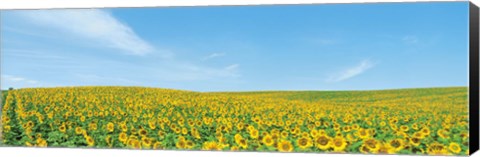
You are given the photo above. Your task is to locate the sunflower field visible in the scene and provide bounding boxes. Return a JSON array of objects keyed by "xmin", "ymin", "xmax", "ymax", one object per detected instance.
[{"xmin": 0, "ymin": 86, "xmax": 469, "ymax": 155}]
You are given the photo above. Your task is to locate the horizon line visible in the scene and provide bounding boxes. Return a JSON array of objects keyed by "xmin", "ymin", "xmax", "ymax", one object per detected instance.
[{"xmin": 1, "ymin": 85, "xmax": 468, "ymax": 93}]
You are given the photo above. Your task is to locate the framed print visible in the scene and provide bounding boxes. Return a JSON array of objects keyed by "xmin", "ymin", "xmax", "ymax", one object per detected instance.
[{"xmin": 1, "ymin": 1, "xmax": 479, "ymax": 156}]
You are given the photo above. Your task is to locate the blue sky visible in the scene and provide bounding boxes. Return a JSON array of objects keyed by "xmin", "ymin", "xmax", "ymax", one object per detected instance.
[{"xmin": 0, "ymin": 2, "xmax": 470, "ymax": 92}]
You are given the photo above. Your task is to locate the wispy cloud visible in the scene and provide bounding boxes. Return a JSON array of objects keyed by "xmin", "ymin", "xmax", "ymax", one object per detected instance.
[
  {"xmin": 219, "ymin": 64, "xmax": 241, "ymax": 78},
  {"xmin": 3, "ymin": 49, "xmax": 67, "ymax": 60},
  {"xmin": 74, "ymin": 73, "xmax": 142, "ymax": 85},
  {"xmin": 158, "ymin": 63, "xmax": 241, "ymax": 81},
  {"xmin": 3, "ymin": 10, "xmax": 242, "ymax": 88},
  {"xmin": 202, "ymin": 53, "xmax": 226, "ymax": 61},
  {"xmin": 326, "ymin": 59, "xmax": 375, "ymax": 83},
  {"xmin": 1, "ymin": 74, "xmax": 39, "ymax": 86},
  {"xmin": 14, "ymin": 9, "xmax": 154, "ymax": 56},
  {"xmin": 402, "ymin": 35, "xmax": 419, "ymax": 44},
  {"xmin": 225, "ymin": 64, "xmax": 239, "ymax": 71}
]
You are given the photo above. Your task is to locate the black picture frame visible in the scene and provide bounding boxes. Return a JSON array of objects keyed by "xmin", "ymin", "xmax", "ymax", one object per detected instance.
[{"xmin": 469, "ymin": 1, "xmax": 479, "ymax": 155}]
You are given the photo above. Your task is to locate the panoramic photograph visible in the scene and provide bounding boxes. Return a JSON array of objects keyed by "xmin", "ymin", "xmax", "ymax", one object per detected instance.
[{"xmin": 0, "ymin": 1, "xmax": 471, "ymax": 156}]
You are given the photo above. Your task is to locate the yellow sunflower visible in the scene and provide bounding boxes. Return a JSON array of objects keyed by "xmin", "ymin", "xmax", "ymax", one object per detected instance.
[
  {"xmin": 315, "ymin": 135, "xmax": 331, "ymax": 150},
  {"xmin": 448, "ymin": 142, "xmax": 461, "ymax": 154},
  {"xmin": 364, "ymin": 138, "xmax": 380, "ymax": 152},
  {"xmin": 202, "ymin": 141, "xmax": 224, "ymax": 151},
  {"xmin": 310, "ymin": 129, "xmax": 318, "ymax": 138},
  {"xmin": 153, "ymin": 141, "xmax": 163, "ymax": 149},
  {"xmin": 75, "ymin": 127, "xmax": 83, "ymax": 135},
  {"xmin": 105, "ymin": 135, "xmax": 113, "ymax": 147},
  {"xmin": 277, "ymin": 140, "xmax": 294, "ymax": 152},
  {"xmin": 138, "ymin": 128, "xmax": 148, "ymax": 137},
  {"xmin": 355, "ymin": 128, "xmax": 370, "ymax": 139},
  {"xmin": 377, "ymin": 143, "xmax": 395, "ymax": 154},
  {"xmin": 106, "ymin": 122, "xmax": 115, "ymax": 132},
  {"xmin": 234, "ymin": 133, "xmax": 243, "ymax": 143},
  {"xmin": 409, "ymin": 137, "xmax": 421, "ymax": 147},
  {"xmin": 388, "ymin": 139, "xmax": 404, "ymax": 152},
  {"xmin": 36, "ymin": 138, "xmax": 48, "ymax": 147},
  {"xmin": 249, "ymin": 129, "xmax": 259, "ymax": 139},
  {"xmin": 296, "ymin": 136, "xmax": 312, "ymax": 150},
  {"xmin": 399, "ymin": 125, "xmax": 409, "ymax": 132},
  {"xmin": 119, "ymin": 132, "xmax": 128, "ymax": 143},
  {"xmin": 359, "ymin": 145, "xmax": 371, "ymax": 154},
  {"xmin": 427, "ymin": 142, "xmax": 449, "ymax": 155},
  {"xmin": 186, "ymin": 140, "xmax": 195, "ymax": 149},
  {"xmin": 280, "ymin": 131, "xmax": 289, "ymax": 139},
  {"xmin": 120, "ymin": 123, "xmax": 128, "ymax": 132},
  {"xmin": 238, "ymin": 138, "xmax": 248, "ymax": 149},
  {"xmin": 181, "ymin": 128, "xmax": 188, "ymax": 135},
  {"xmin": 141, "ymin": 137, "xmax": 152, "ymax": 148},
  {"xmin": 437, "ymin": 129, "xmax": 449, "ymax": 139},
  {"xmin": 85, "ymin": 135, "xmax": 95, "ymax": 147},
  {"xmin": 262, "ymin": 134, "xmax": 274, "ymax": 147},
  {"xmin": 420, "ymin": 127, "xmax": 431, "ymax": 136},
  {"xmin": 176, "ymin": 139, "xmax": 186, "ymax": 149},
  {"xmin": 231, "ymin": 146, "xmax": 239, "ymax": 151},
  {"xmin": 89, "ymin": 122, "xmax": 97, "ymax": 131},
  {"xmin": 59, "ymin": 125, "xmax": 67, "ymax": 133},
  {"xmin": 331, "ymin": 136, "xmax": 347, "ymax": 152}
]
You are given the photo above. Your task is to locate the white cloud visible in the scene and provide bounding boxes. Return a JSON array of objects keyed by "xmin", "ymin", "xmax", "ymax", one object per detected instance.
[
  {"xmin": 225, "ymin": 64, "xmax": 239, "ymax": 71},
  {"xmin": 1, "ymin": 74, "xmax": 39, "ymax": 87},
  {"xmin": 161, "ymin": 63, "xmax": 241, "ymax": 81},
  {"xmin": 202, "ymin": 53, "xmax": 226, "ymax": 60},
  {"xmin": 3, "ymin": 49, "xmax": 67, "ymax": 60},
  {"xmin": 4, "ymin": 10, "xmax": 242, "ymax": 87},
  {"xmin": 15, "ymin": 9, "xmax": 154, "ymax": 56},
  {"xmin": 74, "ymin": 73, "xmax": 141, "ymax": 85},
  {"xmin": 326, "ymin": 59, "xmax": 375, "ymax": 83},
  {"xmin": 402, "ymin": 35, "xmax": 419, "ymax": 44}
]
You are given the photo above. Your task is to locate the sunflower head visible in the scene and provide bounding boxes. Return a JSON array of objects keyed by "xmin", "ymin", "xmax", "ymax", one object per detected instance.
[
  {"xmin": 181, "ymin": 128, "xmax": 188, "ymax": 135},
  {"xmin": 262, "ymin": 134, "xmax": 274, "ymax": 147},
  {"xmin": 231, "ymin": 146, "xmax": 239, "ymax": 151},
  {"xmin": 356, "ymin": 128, "xmax": 370, "ymax": 139},
  {"xmin": 389, "ymin": 139, "xmax": 404, "ymax": 152},
  {"xmin": 186, "ymin": 140, "xmax": 195, "ymax": 149},
  {"xmin": 106, "ymin": 122, "xmax": 115, "ymax": 132},
  {"xmin": 239, "ymin": 138, "xmax": 248, "ymax": 149},
  {"xmin": 138, "ymin": 128, "xmax": 148, "ymax": 136},
  {"xmin": 331, "ymin": 136, "xmax": 347, "ymax": 152},
  {"xmin": 364, "ymin": 138, "xmax": 380, "ymax": 151},
  {"xmin": 75, "ymin": 127, "xmax": 83, "ymax": 135},
  {"xmin": 202, "ymin": 141, "xmax": 224, "ymax": 151},
  {"xmin": 141, "ymin": 137, "xmax": 152, "ymax": 148},
  {"xmin": 176, "ymin": 139, "xmax": 186, "ymax": 149},
  {"xmin": 296, "ymin": 137, "xmax": 312, "ymax": 150},
  {"xmin": 153, "ymin": 141, "xmax": 163, "ymax": 149},
  {"xmin": 427, "ymin": 142, "xmax": 449, "ymax": 155},
  {"xmin": 59, "ymin": 125, "xmax": 67, "ymax": 133},
  {"xmin": 377, "ymin": 143, "xmax": 395, "ymax": 154},
  {"xmin": 119, "ymin": 132, "xmax": 128, "ymax": 143},
  {"xmin": 85, "ymin": 136, "xmax": 95, "ymax": 147},
  {"xmin": 448, "ymin": 142, "xmax": 462, "ymax": 154},
  {"xmin": 315, "ymin": 135, "xmax": 331, "ymax": 150},
  {"xmin": 409, "ymin": 137, "xmax": 421, "ymax": 147},
  {"xmin": 436, "ymin": 129, "xmax": 449, "ymax": 139},
  {"xmin": 249, "ymin": 129, "xmax": 259, "ymax": 139},
  {"xmin": 277, "ymin": 140, "xmax": 293, "ymax": 152},
  {"xmin": 359, "ymin": 145, "xmax": 371, "ymax": 154}
]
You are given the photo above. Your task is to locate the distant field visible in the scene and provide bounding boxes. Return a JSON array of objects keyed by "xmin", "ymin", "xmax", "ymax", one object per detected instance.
[{"xmin": 0, "ymin": 86, "xmax": 469, "ymax": 155}]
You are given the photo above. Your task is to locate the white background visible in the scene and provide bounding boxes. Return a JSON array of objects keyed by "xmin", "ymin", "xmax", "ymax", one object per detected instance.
[{"xmin": 0, "ymin": 0, "xmax": 478, "ymax": 157}]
